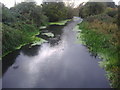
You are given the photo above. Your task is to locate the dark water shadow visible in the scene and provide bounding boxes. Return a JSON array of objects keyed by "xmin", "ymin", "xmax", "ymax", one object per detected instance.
[{"xmin": 2, "ymin": 49, "xmax": 20, "ymax": 75}]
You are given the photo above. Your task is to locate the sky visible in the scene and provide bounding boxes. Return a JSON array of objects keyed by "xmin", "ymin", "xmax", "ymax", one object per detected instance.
[{"xmin": 0, "ymin": 0, "xmax": 119, "ymax": 8}]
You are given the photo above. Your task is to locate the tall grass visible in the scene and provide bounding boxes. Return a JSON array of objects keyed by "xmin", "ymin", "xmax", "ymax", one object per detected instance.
[{"xmin": 78, "ymin": 21, "xmax": 120, "ymax": 88}]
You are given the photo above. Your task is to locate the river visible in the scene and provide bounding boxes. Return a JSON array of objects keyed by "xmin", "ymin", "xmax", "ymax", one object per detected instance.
[{"xmin": 2, "ymin": 17, "xmax": 110, "ymax": 88}]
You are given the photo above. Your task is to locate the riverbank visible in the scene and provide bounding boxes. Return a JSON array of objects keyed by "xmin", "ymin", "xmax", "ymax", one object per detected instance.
[
  {"xmin": 77, "ymin": 21, "xmax": 120, "ymax": 88},
  {"xmin": 2, "ymin": 24, "xmax": 41, "ymax": 57},
  {"xmin": 2, "ymin": 19, "xmax": 70, "ymax": 58}
]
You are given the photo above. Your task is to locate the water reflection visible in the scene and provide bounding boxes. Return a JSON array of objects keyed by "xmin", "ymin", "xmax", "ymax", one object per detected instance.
[
  {"xmin": 2, "ymin": 24, "xmax": 65, "ymax": 75},
  {"xmin": 2, "ymin": 18, "xmax": 110, "ymax": 88},
  {"xmin": 3, "ymin": 42, "xmax": 65, "ymax": 88}
]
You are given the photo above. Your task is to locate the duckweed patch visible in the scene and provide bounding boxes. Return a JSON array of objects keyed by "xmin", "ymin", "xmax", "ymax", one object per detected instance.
[{"xmin": 49, "ymin": 19, "xmax": 71, "ymax": 25}]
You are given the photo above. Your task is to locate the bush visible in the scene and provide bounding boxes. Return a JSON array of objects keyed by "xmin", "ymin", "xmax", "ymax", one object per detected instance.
[
  {"xmin": 85, "ymin": 14, "xmax": 113, "ymax": 23},
  {"xmin": 105, "ymin": 8, "xmax": 118, "ymax": 17},
  {"xmin": 42, "ymin": 2, "xmax": 74, "ymax": 22},
  {"xmin": 2, "ymin": 23, "xmax": 40, "ymax": 55},
  {"xmin": 2, "ymin": 24, "xmax": 23, "ymax": 54}
]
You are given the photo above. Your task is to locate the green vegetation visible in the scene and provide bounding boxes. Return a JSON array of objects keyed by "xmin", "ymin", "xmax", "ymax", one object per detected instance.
[
  {"xmin": 79, "ymin": 2, "xmax": 106, "ymax": 18},
  {"xmin": 1, "ymin": 2, "xmax": 47, "ymax": 56},
  {"xmin": 42, "ymin": 2, "xmax": 74, "ymax": 22},
  {"xmin": 1, "ymin": 0, "xmax": 119, "ymax": 88},
  {"xmin": 1, "ymin": 1, "xmax": 74, "ymax": 57},
  {"xmin": 42, "ymin": 33, "xmax": 54, "ymax": 37},
  {"xmin": 78, "ymin": 22, "xmax": 119, "ymax": 88},
  {"xmin": 31, "ymin": 39, "xmax": 47, "ymax": 47},
  {"xmin": 2, "ymin": 23, "xmax": 41, "ymax": 57},
  {"xmin": 78, "ymin": 1, "xmax": 120, "ymax": 88},
  {"xmin": 49, "ymin": 19, "xmax": 71, "ymax": 25},
  {"xmin": 79, "ymin": 2, "xmax": 117, "ymax": 18}
]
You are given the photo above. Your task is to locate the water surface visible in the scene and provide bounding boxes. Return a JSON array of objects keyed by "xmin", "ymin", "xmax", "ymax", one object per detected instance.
[{"xmin": 2, "ymin": 18, "xmax": 110, "ymax": 88}]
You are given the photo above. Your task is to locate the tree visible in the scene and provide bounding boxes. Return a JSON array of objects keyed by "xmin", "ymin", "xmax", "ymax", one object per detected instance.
[
  {"xmin": 1, "ymin": 4, "xmax": 15, "ymax": 25},
  {"xmin": 42, "ymin": 2, "xmax": 68, "ymax": 22},
  {"xmin": 10, "ymin": 2, "xmax": 48, "ymax": 27},
  {"xmin": 79, "ymin": 2, "xmax": 106, "ymax": 18},
  {"xmin": 66, "ymin": 5, "xmax": 74, "ymax": 18},
  {"xmin": 10, "ymin": 2, "xmax": 36, "ymax": 21},
  {"xmin": 105, "ymin": 2, "xmax": 116, "ymax": 8}
]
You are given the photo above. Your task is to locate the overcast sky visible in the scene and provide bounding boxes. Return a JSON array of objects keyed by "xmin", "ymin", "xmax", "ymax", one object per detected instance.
[{"xmin": 0, "ymin": 0, "xmax": 119, "ymax": 8}]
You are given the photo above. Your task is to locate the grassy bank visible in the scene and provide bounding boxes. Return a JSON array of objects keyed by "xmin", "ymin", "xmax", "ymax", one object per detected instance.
[
  {"xmin": 2, "ymin": 23, "xmax": 41, "ymax": 57},
  {"xmin": 2, "ymin": 1, "xmax": 74, "ymax": 58},
  {"xmin": 2, "ymin": 19, "xmax": 71, "ymax": 58},
  {"xmin": 77, "ymin": 21, "xmax": 120, "ymax": 88}
]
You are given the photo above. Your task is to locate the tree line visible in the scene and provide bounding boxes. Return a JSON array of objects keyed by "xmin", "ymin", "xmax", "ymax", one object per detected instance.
[{"xmin": 1, "ymin": 1, "xmax": 74, "ymax": 26}]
